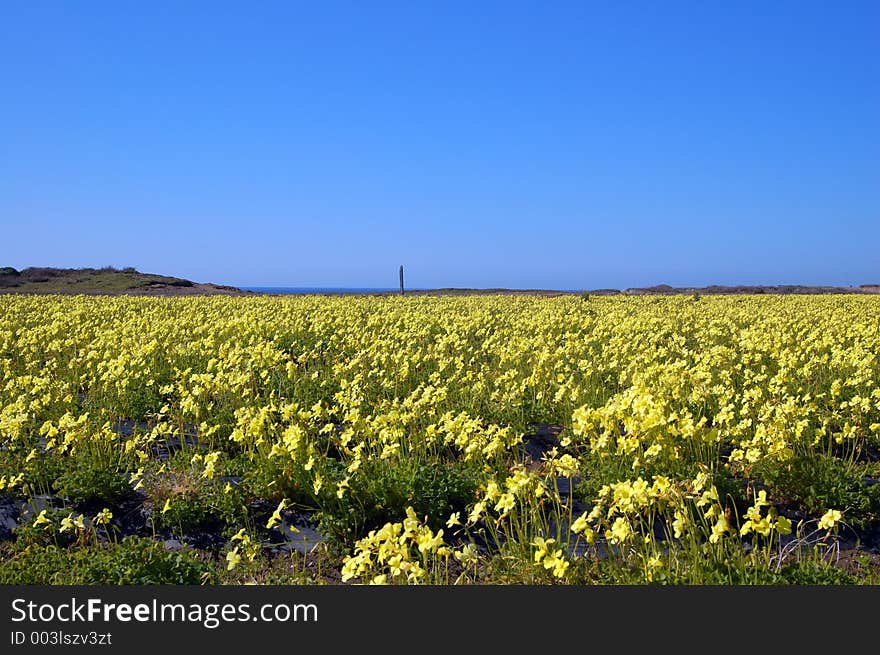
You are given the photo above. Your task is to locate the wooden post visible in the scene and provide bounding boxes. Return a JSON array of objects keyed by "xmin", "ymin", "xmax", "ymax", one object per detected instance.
[{"xmin": 399, "ymin": 265, "xmax": 405, "ymax": 296}]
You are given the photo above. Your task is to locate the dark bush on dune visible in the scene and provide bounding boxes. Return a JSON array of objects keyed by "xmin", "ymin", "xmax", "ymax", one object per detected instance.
[
  {"xmin": 0, "ymin": 267, "xmax": 21, "ymax": 287},
  {"xmin": 22, "ymin": 267, "xmax": 64, "ymax": 278}
]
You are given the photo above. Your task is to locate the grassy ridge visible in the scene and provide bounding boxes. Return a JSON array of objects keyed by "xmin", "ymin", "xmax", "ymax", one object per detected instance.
[{"xmin": 0, "ymin": 266, "xmax": 242, "ymax": 295}]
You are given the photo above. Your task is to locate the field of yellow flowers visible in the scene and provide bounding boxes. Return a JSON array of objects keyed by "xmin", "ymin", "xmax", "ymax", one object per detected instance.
[{"xmin": 1, "ymin": 294, "xmax": 879, "ymax": 584}]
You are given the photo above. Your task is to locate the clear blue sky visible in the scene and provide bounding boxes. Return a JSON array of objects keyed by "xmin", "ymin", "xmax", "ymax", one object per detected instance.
[{"xmin": 2, "ymin": 1, "xmax": 878, "ymax": 289}]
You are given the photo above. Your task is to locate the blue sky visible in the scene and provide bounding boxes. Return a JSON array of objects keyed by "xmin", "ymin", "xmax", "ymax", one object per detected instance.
[{"xmin": 2, "ymin": 1, "xmax": 878, "ymax": 289}]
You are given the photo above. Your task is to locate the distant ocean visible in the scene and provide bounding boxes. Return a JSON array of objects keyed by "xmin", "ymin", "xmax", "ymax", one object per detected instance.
[{"xmin": 242, "ymin": 287, "xmax": 405, "ymax": 295}]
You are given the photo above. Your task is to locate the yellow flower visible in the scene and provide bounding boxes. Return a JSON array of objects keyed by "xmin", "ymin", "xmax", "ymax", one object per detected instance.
[
  {"xmin": 776, "ymin": 514, "xmax": 792, "ymax": 535},
  {"xmin": 607, "ymin": 517, "xmax": 631, "ymax": 544},
  {"xmin": 202, "ymin": 451, "xmax": 220, "ymax": 479},
  {"xmin": 709, "ymin": 515, "xmax": 729, "ymax": 543},
  {"xmin": 446, "ymin": 512, "xmax": 461, "ymax": 528},
  {"xmin": 753, "ymin": 517, "xmax": 772, "ymax": 537},
  {"xmin": 532, "ymin": 537, "xmax": 556, "ymax": 564},
  {"xmin": 266, "ymin": 498, "xmax": 288, "ymax": 529},
  {"xmin": 467, "ymin": 500, "xmax": 487, "ymax": 525},
  {"xmin": 161, "ymin": 498, "xmax": 172, "ymax": 515},
  {"xmin": 570, "ymin": 512, "xmax": 596, "ymax": 544},
  {"xmin": 644, "ymin": 555, "xmax": 663, "ymax": 581},
  {"xmin": 818, "ymin": 509, "xmax": 842, "ymax": 531},
  {"xmin": 416, "ymin": 528, "xmax": 445, "ymax": 555},
  {"xmin": 672, "ymin": 510, "xmax": 688, "ymax": 539},
  {"xmin": 226, "ymin": 547, "xmax": 242, "ymax": 571},
  {"xmin": 570, "ymin": 512, "xmax": 589, "ymax": 535},
  {"xmin": 494, "ymin": 492, "xmax": 515, "ymax": 515},
  {"xmin": 755, "ymin": 489, "xmax": 769, "ymax": 507},
  {"xmin": 650, "ymin": 475, "xmax": 671, "ymax": 496},
  {"xmin": 453, "ymin": 543, "xmax": 479, "ymax": 566},
  {"xmin": 697, "ymin": 486, "xmax": 719, "ymax": 508},
  {"xmin": 543, "ymin": 550, "xmax": 570, "ymax": 578},
  {"xmin": 406, "ymin": 561, "xmax": 426, "ymax": 583},
  {"xmin": 386, "ymin": 554, "xmax": 404, "ymax": 577},
  {"xmin": 32, "ymin": 509, "xmax": 52, "ymax": 528}
]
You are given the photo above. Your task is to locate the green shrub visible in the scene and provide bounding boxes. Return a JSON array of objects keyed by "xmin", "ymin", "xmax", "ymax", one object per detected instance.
[
  {"xmin": 142, "ymin": 460, "xmax": 247, "ymax": 535},
  {"xmin": 779, "ymin": 560, "xmax": 860, "ymax": 585},
  {"xmin": 0, "ymin": 537, "xmax": 215, "ymax": 584},
  {"xmin": 0, "ymin": 448, "xmax": 66, "ymax": 497},
  {"xmin": 239, "ymin": 452, "xmax": 316, "ymax": 508},
  {"xmin": 53, "ymin": 463, "xmax": 133, "ymax": 505},
  {"xmin": 317, "ymin": 459, "xmax": 478, "ymax": 545},
  {"xmin": 756, "ymin": 454, "xmax": 880, "ymax": 528},
  {"xmin": 11, "ymin": 507, "xmax": 77, "ymax": 548}
]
